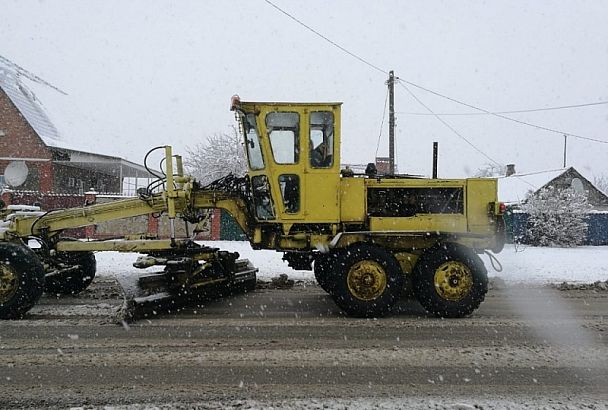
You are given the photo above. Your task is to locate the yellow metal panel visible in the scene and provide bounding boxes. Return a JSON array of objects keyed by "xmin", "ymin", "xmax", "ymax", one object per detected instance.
[
  {"xmin": 10, "ymin": 196, "xmax": 168, "ymax": 237},
  {"xmin": 466, "ymin": 178, "xmax": 497, "ymax": 235},
  {"xmin": 365, "ymin": 178, "xmax": 466, "ymax": 189},
  {"xmin": 303, "ymin": 173, "xmax": 340, "ymax": 221},
  {"xmin": 56, "ymin": 239, "xmax": 176, "ymax": 252},
  {"xmin": 369, "ymin": 214, "xmax": 467, "ymax": 232},
  {"xmin": 365, "ymin": 177, "xmax": 469, "ymax": 232},
  {"xmin": 394, "ymin": 251, "xmax": 419, "ymax": 275},
  {"xmin": 339, "ymin": 177, "xmax": 365, "ymax": 222}
]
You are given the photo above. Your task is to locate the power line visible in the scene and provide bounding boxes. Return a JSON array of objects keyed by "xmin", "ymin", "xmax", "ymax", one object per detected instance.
[
  {"xmin": 396, "ymin": 100, "xmax": 608, "ymax": 116},
  {"xmin": 399, "ymin": 82, "xmax": 553, "ymax": 188},
  {"xmin": 263, "ymin": 0, "xmax": 388, "ymax": 75},
  {"xmin": 398, "ymin": 82, "xmax": 503, "ymax": 167},
  {"xmin": 262, "ymin": 0, "xmax": 608, "ymax": 146},
  {"xmin": 400, "ymin": 81, "xmax": 536, "ymax": 188},
  {"xmin": 375, "ymin": 87, "xmax": 389, "ymax": 158},
  {"xmin": 263, "ymin": 0, "xmax": 516, "ymax": 170},
  {"xmin": 398, "ymin": 79, "xmax": 608, "ymax": 145}
]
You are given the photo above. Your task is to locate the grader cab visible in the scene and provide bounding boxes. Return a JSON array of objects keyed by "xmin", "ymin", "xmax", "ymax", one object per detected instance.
[{"xmin": 0, "ymin": 97, "xmax": 505, "ymax": 320}]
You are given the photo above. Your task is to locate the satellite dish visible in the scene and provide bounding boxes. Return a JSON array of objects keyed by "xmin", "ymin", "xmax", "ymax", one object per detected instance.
[
  {"xmin": 571, "ymin": 178, "xmax": 584, "ymax": 194},
  {"xmin": 4, "ymin": 161, "xmax": 29, "ymax": 187}
]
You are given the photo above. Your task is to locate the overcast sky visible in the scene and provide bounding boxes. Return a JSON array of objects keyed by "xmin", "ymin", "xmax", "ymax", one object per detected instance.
[{"xmin": 1, "ymin": 0, "xmax": 607, "ymax": 179}]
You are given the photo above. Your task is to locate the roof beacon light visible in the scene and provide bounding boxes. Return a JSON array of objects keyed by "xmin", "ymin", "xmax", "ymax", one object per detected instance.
[{"xmin": 230, "ymin": 95, "xmax": 241, "ymax": 111}]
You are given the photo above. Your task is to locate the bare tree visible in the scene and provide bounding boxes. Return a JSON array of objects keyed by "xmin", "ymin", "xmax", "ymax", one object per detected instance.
[
  {"xmin": 474, "ymin": 163, "xmax": 506, "ymax": 178},
  {"xmin": 594, "ymin": 174, "xmax": 608, "ymax": 195},
  {"xmin": 184, "ymin": 127, "xmax": 247, "ymax": 186}
]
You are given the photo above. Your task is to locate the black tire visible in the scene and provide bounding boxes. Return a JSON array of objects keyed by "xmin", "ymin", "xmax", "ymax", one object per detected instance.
[
  {"xmin": 0, "ymin": 242, "xmax": 45, "ymax": 319},
  {"xmin": 44, "ymin": 250, "xmax": 97, "ymax": 295},
  {"xmin": 313, "ymin": 252, "xmax": 340, "ymax": 294},
  {"xmin": 413, "ymin": 243, "xmax": 488, "ymax": 318},
  {"xmin": 331, "ymin": 243, "xmax": 404, "ymax": 318}
]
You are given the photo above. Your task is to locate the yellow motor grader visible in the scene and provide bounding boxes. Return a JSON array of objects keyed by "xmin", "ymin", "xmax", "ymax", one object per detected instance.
[{"xmin": 0, "ymin": 96, "xmax": 505, "ymax": 320}]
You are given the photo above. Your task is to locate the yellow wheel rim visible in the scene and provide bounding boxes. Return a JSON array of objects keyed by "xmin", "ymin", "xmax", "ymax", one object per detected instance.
[
  {"xmin": 433, "ymin": 261, "xmax": 473, "ymax": 301},
  {"xmin": 347, "ymin": 260, "xmax": 387, "ymax": 301},
  {"xmin": 0, "ymin": 265, "xmax": 19, "ymax": 304}
]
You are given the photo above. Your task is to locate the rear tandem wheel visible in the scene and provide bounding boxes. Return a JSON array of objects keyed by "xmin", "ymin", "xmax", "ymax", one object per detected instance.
[
  {"xmin": 331, "ymin": 243, "xmax": 404, "ymax": 318},
  {"xmin": 413, "ymin": 243, "xmax": 488, "ymax": 318}
]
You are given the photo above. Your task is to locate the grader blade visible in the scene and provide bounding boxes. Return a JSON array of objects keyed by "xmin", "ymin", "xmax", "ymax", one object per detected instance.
[{"xmin": 116, "ymin": 256, "xmax": 257, "ymax": 322}]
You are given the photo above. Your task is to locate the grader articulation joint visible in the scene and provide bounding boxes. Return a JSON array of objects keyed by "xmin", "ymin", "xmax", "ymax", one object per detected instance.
[{"xmin": 0, "ymin": 98, "xmax": 505, "ymax": 320}]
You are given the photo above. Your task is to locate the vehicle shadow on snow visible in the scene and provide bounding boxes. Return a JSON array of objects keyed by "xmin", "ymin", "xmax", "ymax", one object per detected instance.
[
  {"xmin": 137, "ymin": 285, "xmax": 433, "ymax": 321},
  {"xmin": 27, "ymin": 279, "xmax": 446, "ymax": 322}
]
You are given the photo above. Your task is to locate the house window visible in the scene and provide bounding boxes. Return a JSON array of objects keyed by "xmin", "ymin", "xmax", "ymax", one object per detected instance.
[
  {"xmin": 0, "ymin": 129, "xmax": 6, "ymax": 137},
  {"xmin": 570, "ymin": 178, "xmax": 585, "ymax": 194},
  {"xmin": 77, "ymin": 179, "xmax": 84, "ymax": 194},
  {"xmin": 68, "ymin": 177, "xmax": 75, "ymax": 187}
]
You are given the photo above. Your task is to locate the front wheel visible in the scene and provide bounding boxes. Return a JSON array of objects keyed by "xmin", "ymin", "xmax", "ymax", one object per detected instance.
[
  {"xmin": 44, "ymin": 250, "xmax": 97, "ymax": 295},
  {"xmin": 0, "ymin": 242, "xmax": 45, "ymax": 319},
  {"xmin": 331, "ymin": 243, "xmax": 404, "ymax": 318},
  {"xmin": 413, "ymin": 243, "xmax": 488, "ymax": 318}
]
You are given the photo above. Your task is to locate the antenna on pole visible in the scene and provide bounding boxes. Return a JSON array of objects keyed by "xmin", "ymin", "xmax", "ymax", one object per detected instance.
[
  {"xmin": 387, "ymin": 70, "xmax": 395, "ymax": 175},
  {"xmin": 563, "ymin": 134, "xmax": 567, "ymax": 168},
  {"xmin": 0, "ymin": 54, "xmax": 68, "ymax": 95}
]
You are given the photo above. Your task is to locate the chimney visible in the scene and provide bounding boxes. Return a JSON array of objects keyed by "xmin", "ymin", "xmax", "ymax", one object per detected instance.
[
  {"xmin": 375, "ymin": 157, "xmax": 390, "ymax": 174},
  {"xmin": 506, "ymin": 164, "xmax": 516, "ymax": 177}
]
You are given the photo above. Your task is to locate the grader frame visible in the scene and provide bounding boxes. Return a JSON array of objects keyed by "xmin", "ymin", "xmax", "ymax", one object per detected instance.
[{"xmin": 0, "ymin": 97, "xmax": 505, "ymax": 320}]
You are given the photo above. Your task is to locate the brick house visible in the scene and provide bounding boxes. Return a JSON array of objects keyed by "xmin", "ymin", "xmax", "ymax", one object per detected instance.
[
  {"xmin": 0, "ymin": 66, "xmax": 152, "ymax": 195},
  {"xmin": 0, "ymin": 64, "xmax": 175, "ymax": 239}
]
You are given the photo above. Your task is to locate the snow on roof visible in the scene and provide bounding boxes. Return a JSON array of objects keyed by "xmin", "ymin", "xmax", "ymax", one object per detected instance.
[
  {"xmin": 0, "ymin": 65, "xmax": 158, "ymax": 179},
  {"xmin": 0, "ymin": 67, "xmax": 63, "ymax": 147},
  {"xmin": 497, "ymin": 168, "xmax": 568, "ymax": 204}
]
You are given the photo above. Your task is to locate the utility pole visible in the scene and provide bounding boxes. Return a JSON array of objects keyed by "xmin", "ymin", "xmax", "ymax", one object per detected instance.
[
  {"xmin": 563, "ymin": 134, "xmax": 567, "ymax": 168},
  {"xmin": 388, "ymin": 70, "xmax": 395, "ymax": 175}
]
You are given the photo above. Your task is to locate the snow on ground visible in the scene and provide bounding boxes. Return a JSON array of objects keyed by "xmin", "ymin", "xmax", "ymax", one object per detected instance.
[
  {"xmin": 493, "ymin": 244, "xmax": 608, "ymax": 284},
  {"xmin": 96, "ymin": 396, "xmax": 606, "ymax": 410},
  {"xmin": 95, "ymin": 242, "xmax": 608, "ymax": 284}
]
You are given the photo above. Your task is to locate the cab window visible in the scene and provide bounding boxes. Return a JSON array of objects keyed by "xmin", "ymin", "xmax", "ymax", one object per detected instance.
[
  {"xmin": 266, "ymin": 112, "xmax": 299, "ymax": 164},
  {"xmin": 279, "ymin": 174, "xmax": 300, "ymax": 213},
  {"xmin": 251, "ymin": 175, "xmax": 275, "ymax": 220},
  {"xmin": 310, "ymin": 111, "xmax": 334, "ymax": 168},
  {"xmin": 243, "ymin": 113, "xmax": 264, "ymax": 170}
]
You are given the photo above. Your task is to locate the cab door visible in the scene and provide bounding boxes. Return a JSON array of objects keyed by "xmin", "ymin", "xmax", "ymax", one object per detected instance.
[
  {"xmin": 258, "ymin": 107, "xmax": 306, "ymax": 221},
  {"xmin": 303, "ymin": 106, "xmax": 341, "ymax": 222},
  {"xmin": 242, "ymin": 103, "xmax": 342, "ymax": 224}
]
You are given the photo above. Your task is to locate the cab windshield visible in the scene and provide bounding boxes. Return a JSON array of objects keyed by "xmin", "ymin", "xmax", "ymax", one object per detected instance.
[{"xmin": 241, "ymin": 113, "xmax": 264, "ymax": 170}]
